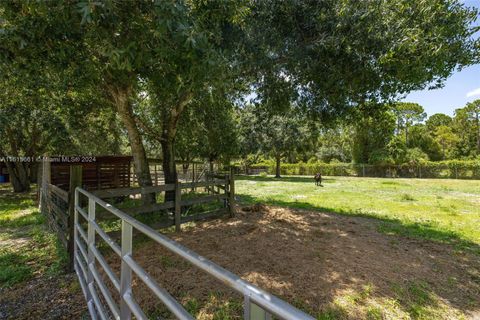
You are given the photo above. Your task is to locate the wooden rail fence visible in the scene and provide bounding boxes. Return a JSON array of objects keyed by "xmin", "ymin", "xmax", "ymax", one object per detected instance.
[
  {"xmin": 40, "ymin": 158, "xmax": 235, "ymax": 270},
  {"xmin": 92, "ymin": 171, "xmax": 235, "ymax": 232},
  {"xmin": 40, "ymin": 163, "xmax": 82, "ymax": 270}
]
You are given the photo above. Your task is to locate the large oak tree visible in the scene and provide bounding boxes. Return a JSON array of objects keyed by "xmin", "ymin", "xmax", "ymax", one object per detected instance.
[{"xmin": 1, "ymin": 0, "xmax": 478, "ymax": 196}]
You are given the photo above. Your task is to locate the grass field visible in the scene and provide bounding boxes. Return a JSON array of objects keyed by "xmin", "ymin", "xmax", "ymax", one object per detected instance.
[
  {"xmin": 0, "ymin": 184, "xmax": 66, "ymax": 287},
  {"xmin": 0, "ymin": 184, "xmax": 87, "ymax": 318},
  {"xmin": 236, "ymin": 175, "xmax": 480, "ymax": 254}
]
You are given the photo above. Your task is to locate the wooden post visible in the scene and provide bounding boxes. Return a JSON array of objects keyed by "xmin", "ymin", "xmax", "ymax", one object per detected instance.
[
  {"xmin": 192, "ymin": 162, "xmax": 196, "ymax": 192},
  {"xmin": 36, "ymin": 161, "xmax": 42, "ymax": 206},
  {"xmin": 40, "ymin": 158, "xmax": 51, "ymax": 215},
  {"xmin": 228, "ymin": 167, "xmax": 235, "ymax": 217},
  {"xmin": 174, "ymin": 180, "xmax": 181, "ymax": 232},
  {"xmin": 96, "ymin": 162, "xmax": 100, "ymax": 189},
  {"xmin": 206, "ymin": 172, "xmax": 210, "ymax": 195},
  {"xmin": 67, "ymin": 165, "xmax": 82, "ymax": 272},
  {"xmin": 224, "ymin": 174, "xmax": 229, "ymax": 209},
  {"xmin": 128, "ymin": 160, "xmax": 132, "ymax": 187}
]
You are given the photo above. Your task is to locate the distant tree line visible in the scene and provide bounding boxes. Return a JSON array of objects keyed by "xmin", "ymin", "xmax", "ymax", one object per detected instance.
[
  {"xmin": 233, "ymin": 99, "xmax": 480, "ymax": 177},
  {"xmin": 348, "ymin": 99, "xmax": 480, "ymax": 165}
]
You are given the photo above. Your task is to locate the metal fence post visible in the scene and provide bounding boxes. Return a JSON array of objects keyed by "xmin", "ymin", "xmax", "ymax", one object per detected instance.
[
  {"xmin": 86, "ymin": 197, "xmax": 96, "ymax": 303},
  {"xmin": 120, "ymin": 220, "xmax": 133, "ymax": 319},
  {"xmin": 73, "ymin": 188, "xmax": 79, "ymax": 272},
  {"xmin": 244, "ymin": 296, "xmax": 272, "ymax": 320},
  {"xmin": 67, "ymin": 165, "xmax": 82, "ymax": 272}
]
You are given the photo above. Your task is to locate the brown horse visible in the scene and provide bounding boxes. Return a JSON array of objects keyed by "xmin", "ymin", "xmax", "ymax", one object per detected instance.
[{"xmin": 314, "ymin": 173, "xmax": 323, "ymax": 186}]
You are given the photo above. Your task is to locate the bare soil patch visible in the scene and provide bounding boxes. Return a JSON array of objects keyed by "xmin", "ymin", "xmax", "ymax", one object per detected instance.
[
  {"xmin": 0, "ymin": 274, "xmax": 85, "ymax": 319},
  {"xmin": 115, "ymin": 205, "xmax": 480, "ymax": 319}
]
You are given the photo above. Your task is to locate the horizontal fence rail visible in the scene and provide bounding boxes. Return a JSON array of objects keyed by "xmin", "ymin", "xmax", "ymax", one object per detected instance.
[
  {"xmin": 74, "ymin": 187, "xmax": 315, "ymax": 320},
  {"xmin": 91, "ymin": 175, "xmax": 234, "ymax": 230},
  {"xmin": 132, "ymin": 161, "xmax": 215, "ymax": 187},
  {"xmin": 41, "ymin": 182, "xmax": 69, "ymax": 247}
]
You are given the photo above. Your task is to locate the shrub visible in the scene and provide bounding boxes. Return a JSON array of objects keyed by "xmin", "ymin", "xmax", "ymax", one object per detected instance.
[{"xmin": 247, "ymin": 160, "xmax": 480, "ymax": 179}]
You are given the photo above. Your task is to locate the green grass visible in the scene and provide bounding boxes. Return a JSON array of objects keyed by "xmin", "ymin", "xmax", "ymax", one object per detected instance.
[
  {"xmin": 148, "ymin": 291, "xmax": 243, "ymax": 320},
  {"xmin": 236, "ymin": 175, "xmax": 480, "ymax": 254},
  {"xmin": 313, "ymin": 280, "xmax": 467, "ymax": 320},
  {"xmin": 0, "ymin": 194, "xmax": 43, "ymax": 228},
  {"xmin": 0, "ymin": 184, "xmax": 68, "ymax": 287}
]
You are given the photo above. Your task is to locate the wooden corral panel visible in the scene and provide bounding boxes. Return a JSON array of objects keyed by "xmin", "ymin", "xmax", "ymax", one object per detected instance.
[{"xmin": 50, "ymin": 156, "xmax": 132, "ymax": 191}]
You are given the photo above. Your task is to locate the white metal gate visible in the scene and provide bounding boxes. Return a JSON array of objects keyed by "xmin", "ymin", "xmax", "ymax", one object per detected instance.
[{"xmin": 74, "ymin": 187, "xmax": 314, "ymax": 320}]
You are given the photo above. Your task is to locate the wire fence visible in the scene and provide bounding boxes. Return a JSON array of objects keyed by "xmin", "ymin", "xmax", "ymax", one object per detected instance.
[{"xmin": 240, "ymin": 162, "xmax": 480, "ymax": 179}]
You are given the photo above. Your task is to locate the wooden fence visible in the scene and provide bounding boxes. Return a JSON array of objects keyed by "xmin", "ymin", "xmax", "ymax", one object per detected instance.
[
  {"xmin": 133, "ymin": 161, "xmax": 214, "ymax": 186},
  {"xmin": 40, "ymin": 158, "xmax": 235, "ymax": 270},
  {"xmin": 50, "ymin": 156, "xmax": 132, "ymax": 190},
  {"xmin": 93, "ymin": 172, "xmax": 235, "ymax": 232},
  {"xmin": 40, "ymin": 163, "xmax": 82, "ymax": 270}
]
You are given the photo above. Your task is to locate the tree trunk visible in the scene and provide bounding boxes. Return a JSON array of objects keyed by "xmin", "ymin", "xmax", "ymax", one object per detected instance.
[
  {"xmin": 159, "ymin": 91, "xmax": 193, "ymax": 203},
  {"xmin": 6, "ymin": 162, "xmax": 30, "ymax": 192},
  {"xmin": 405, "ymin": 126, "xmax": 409, "ymax": 146},
  {"xmin": 182, "ymin": 162, "xmax": 189, "ymax": 175},
  {"xmin": 29, "ymin": 162, "xmax": 38, "ymax": 184},
  {"xmin": 275, "ymin": 154, "xmax": 281, "ymax": 178},
  {"xmin": 161, "ymin": 138, "xmax": 177, "ymax": 202},
  {"xmin": 209, "ymin": 158, "xmax": 214, "ymax": 173},
  {"xmin": 108, "ymin": 83, "xmax": 154, "ymax": 204}
]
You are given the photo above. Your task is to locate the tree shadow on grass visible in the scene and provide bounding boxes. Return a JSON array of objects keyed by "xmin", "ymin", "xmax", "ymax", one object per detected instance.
[{"xmin": 0, "ymin": 186, "xmax": 40, "ymax": 228}]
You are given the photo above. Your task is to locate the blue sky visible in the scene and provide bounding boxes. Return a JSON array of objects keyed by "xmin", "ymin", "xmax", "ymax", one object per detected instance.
[{"xmin": 401, "ymin": 0, "xmax": 480, "ymax": 117}]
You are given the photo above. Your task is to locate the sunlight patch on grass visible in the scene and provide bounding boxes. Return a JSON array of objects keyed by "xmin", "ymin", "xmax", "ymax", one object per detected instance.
[
  {"xmin": 314, "ymin": 281, "xmax": 466, "ymax": 320},
  {"xmin": 236, "ymin": 176, "xmax": 480, "ymax": 252},
  {"xmin": 0, "ymin": 186, "xmax": 67, "ymax": 288}
]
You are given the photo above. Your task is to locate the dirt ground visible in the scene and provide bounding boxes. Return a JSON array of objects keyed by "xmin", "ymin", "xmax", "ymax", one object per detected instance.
[
  {"xmin": 0, "ymin": 273, "xmax": 86, "ymax": 319},
  {"xmin": 120, "ymin": 205, "xmax": 480, "ymax": 319},
  {"xmin": 2, "ymin": 204, "xmax": 479, "ymax": 319}
]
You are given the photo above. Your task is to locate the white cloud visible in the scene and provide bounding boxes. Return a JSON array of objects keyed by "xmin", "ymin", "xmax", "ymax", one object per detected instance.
[{"xmin": 466, "ymin": 87, "xmax": 480, "ymax": 98}]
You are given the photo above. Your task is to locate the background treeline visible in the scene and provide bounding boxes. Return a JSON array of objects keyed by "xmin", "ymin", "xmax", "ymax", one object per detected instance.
[{"xmin": 232, "ymin": 99, "xmax": 480, "ymax": 177}]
